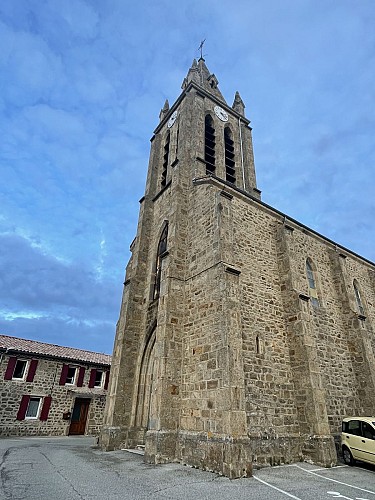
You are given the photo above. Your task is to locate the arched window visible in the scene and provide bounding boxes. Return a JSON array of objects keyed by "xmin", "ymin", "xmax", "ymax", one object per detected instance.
[
  {"xmin": 161, "ymin": 132, "xmax": 170, "ymax": 188},
  {"xmin": 205, "ymin": 115, "xmax": 215, "ymax": 175},
  {"xmin": 306, "ymin": 259, "xmax": 319, "ymax": 307},
  {"xmin": 153, "ymin": 223, "xmax": 168, "ymax": 300},
  {"xmin": 224, "ymin": 127, "xmax": 236, "ymax": 184},
  {"xmin": 353, "ymin": 280, "xmax": 365, "ymax": 316}
]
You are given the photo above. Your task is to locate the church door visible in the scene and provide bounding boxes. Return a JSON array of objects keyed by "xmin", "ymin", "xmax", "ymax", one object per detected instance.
[{"xmin": 135, "ymin": 330, "xmax": 156, "ymax": 430}]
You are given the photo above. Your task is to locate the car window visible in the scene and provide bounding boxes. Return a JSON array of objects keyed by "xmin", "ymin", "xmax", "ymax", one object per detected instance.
[
  {"xmin": 362, "ymin": 422, "xmax": 375, "ymax": 440},
  {"xmin": 344, "ymin": 420, "xmax": 361, "ymax": 435}
]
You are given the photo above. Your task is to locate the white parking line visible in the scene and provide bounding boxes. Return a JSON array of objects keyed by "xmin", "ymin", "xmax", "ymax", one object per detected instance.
[
  {"xmin": 253, "ymin": 475, "xmax": 303, "ymax": 499},
  {"xmin": 327, "ymin": 491, "xmax": 370, "ymax": 499},
  {"xmin": 308, "ymin": 466, "xmax": 347, "ymax": 472},
  {"xmin": 293, "ymin": 465, "xmax": 375, "ymax": 496}
]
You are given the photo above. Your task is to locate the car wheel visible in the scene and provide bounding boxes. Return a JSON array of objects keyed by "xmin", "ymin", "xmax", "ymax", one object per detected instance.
[{"xmin": 342, "ymin": 446, "xmax": 355, "ymax": 466}]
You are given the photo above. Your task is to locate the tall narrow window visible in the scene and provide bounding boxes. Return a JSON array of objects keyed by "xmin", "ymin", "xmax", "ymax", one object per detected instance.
[
  {"xmin": 153, "ymin": 223, "xmax": 168, "ymax": 300},
  {"xmin": 353, "ymin": 280, "xmax": 365, "ymax": 316},
  {"xmin": 224, "ymin": 127, "xmax": 236, "ymax": 184},
  {"xmin": 255, "ymin": 336, "xmax": 260, "ymax": 354},
  {"xmin": 12, "ymin": 360, "xmax": 28, "ymax": 380},
  {"xmin": 175, "ymin": 125, "xmax": 179, "ymax": 158},
  {"xmin": 161, "ymin": 133, "xmax": 170, "ymax": 188},
  {"xmin": 66, "ymin": 367, "xmax": 77, "ymax": 385},
  {"xmin": 25, "ymin": 397, "xmax": 42, "ymax": 419},
  {"xmin": 306, "ymin": 259, "xmax": 319, "ymax": 307},
  {"xmin": 205, "ymin": 115, "xmax": 215, "ymax": 175}
]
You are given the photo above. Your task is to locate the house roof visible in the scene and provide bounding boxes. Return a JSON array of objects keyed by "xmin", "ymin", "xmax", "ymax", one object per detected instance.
[{"xmin": 0, "ymin": 335, "xmax": 111, "ymax": 366}]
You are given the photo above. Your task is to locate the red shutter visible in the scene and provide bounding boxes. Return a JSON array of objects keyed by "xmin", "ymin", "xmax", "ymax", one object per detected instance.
[
  {"xmin": 104, "ymin": 371, "xmax": 110, "ymax": 390},
  {"xmin": 4, "ymin": 356, "xmax": 17, "ymax": 380},
  {"xmin": 77, "ymin": 367, "xmax": 85, "ymax": 387},
  {"xmin": 40, "ymin": 396, "xmax": 52, "ymax": 421},
  {"xmin": 16, "ymin": 395, "xmax": 30, "ymax": 420},
  {"xmin": 26, "ymin": 359, "xmax": 38, "ymax": 382},
  {"xmin": 88, "ymin": 369, "xmax": 96, "ymax": 388},
  {"xmin": 59, "ymin": 364, "xmax": 69, "ymax": 385}
]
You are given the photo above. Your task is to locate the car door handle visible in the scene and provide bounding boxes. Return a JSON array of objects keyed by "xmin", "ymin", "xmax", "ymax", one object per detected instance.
[{"xmin": 362, "ymin": 440, "xmax": 365, "ymax": 443}]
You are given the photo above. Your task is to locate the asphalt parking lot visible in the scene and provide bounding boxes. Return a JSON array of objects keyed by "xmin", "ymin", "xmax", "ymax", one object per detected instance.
[{"xmin": 1, "ymin": 436, "xmax": 375, "ymax": 499}]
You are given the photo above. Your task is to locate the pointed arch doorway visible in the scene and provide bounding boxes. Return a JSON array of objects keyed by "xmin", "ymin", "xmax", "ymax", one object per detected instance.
[{"xmin": 135, "ymin": 327, "xmax": 157, "ymax": 434}]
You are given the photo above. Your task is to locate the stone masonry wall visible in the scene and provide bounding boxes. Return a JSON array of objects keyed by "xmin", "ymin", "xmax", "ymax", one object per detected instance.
[
  {"xmin": 285, "ymin": 229, "xmax": 375, "ymax": 430},
  {"xmin": 223, "ymin": 184, "xmax": 373, "ymax": 463},
  {"xmin": 232, "ymin": 195, "xmax": 302, "ymax": 465}
]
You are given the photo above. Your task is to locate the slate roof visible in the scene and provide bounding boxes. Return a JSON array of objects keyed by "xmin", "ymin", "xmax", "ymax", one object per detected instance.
[{"xmin": 0, "ymin": 335, "xmax": 111, "ymax": 366}]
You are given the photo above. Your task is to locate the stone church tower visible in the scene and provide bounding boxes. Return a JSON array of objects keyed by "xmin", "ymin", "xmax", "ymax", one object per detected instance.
[{"xmin": 100, "ymin": 58, "xmax": 375, "ymax": 478}]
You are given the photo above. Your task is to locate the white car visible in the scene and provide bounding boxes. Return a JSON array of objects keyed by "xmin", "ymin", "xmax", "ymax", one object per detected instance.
[{"xmin": 342, "ymin": 417, "xmax": 375, "ymax": 466}]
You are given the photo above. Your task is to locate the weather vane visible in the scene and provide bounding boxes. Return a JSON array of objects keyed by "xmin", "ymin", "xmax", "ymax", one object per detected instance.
[{"xmin": 198, "ymin": 39, "xmax": 206, "ymax": 59}]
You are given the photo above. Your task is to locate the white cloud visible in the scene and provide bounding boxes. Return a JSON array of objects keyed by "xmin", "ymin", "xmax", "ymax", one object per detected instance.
[{"xmin": 0, "ymin": 0, "xmax": 374, "ymax": 353}]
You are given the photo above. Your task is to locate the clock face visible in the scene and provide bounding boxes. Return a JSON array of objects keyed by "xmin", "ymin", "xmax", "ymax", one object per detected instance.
[
  {"xmin": 167, "ymin": 110, "xmax": 177, "ymax": 128},
  {"xmin": 214, "ymin": 106, "xmax": 228, "ymax": 122}
]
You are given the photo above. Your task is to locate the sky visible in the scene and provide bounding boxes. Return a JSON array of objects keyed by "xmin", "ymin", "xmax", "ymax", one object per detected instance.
[{"xmin": 1, "ymin": 0, "xmax": 374, "ymax": 355}]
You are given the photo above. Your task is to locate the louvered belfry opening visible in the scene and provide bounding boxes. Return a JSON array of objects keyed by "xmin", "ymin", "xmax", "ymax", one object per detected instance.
[
  {"xmin": 224, "ymin": 127, "xmax": 236, "ymax": 184},
  {"xmin": 161, "ymin": 132, "xmax": 170, "ymax": 187},
  {"xmin": 205, "ymin": 115, "xmax": 215, "ymax": 175}
]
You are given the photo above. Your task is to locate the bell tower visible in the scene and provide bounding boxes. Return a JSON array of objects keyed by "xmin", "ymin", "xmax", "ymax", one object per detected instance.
[
  {"xmin": 179, "ymin": 57, "xmax": 260, "ymax": 197},
  {"xmin": 100, "ymin": 57, "xmax": 260, "ymax": 478}
]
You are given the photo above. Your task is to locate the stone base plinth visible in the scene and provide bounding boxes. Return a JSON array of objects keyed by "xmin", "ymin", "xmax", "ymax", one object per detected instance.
[
  {"xmin": 101, "ymin": 427, "xmax": 337, "ymax": 477},
  {"xmin": 98, "ymin": 425, "xmax": 125, "ymax": 451},
  {"xmin": 145, "ymin": 430, "xmax": 252, "ymax": 479},
  {"xmin": 302, "ymin": 434, "xmax": 337, "ymax": 467},
  {"xmin": 249, "ymin": 434, "xmax": 303, "ymax": 467},
  {"xmin": 99, "ymin": 425, "xmax": 148, "ymax": 451},
  {"xmin": 249, "ymin": 433, "xmax": 337, "ymax": 468}
]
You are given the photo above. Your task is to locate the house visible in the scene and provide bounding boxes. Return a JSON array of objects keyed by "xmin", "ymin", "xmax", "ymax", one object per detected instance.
[{"xmin": 0, "ymin": 334, "xmax": 111, "ymax": 437}]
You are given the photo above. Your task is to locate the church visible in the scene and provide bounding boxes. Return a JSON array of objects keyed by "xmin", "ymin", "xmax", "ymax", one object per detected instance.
[{"xmin": 99, "ymin": 57, "xmax": 375, "ymax": 478}]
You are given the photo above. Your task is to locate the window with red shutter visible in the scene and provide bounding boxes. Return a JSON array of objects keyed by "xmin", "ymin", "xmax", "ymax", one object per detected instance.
[
  {"xmin": 26, "ymin": 359, "xmax": 38, "ymax": 382},
  {"xmin": 16, "ymin": 395, "xmax": 30, "ymax": 420},
  {"xmin": 88, "ymin": 368, "xmax": 97, "ymax": 388},
  {"xmin": 40, "ymin": 396, "xmax": 52, "ymax": 421},
  {"xmin": 4, "ymin": 357, "xmax": 17, "ymax": 380},
  {"xmin": 59, "ymin": 364, "xmax": 69, "ymax": 385},
  {"xmin": 77, "ymin": 367, "xmax": 85, "ymax": 387}
]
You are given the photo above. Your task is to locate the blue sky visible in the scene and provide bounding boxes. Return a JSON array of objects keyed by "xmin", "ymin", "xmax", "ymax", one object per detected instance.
[{"xmin": 1, "ymin": 0, "xmax": 374, "ymax": 354}]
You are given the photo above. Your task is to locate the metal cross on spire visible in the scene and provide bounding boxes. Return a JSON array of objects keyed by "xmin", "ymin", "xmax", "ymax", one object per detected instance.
[{"xmin": 198, "ymin": 39, "xmax": 206, "ymax": 59}]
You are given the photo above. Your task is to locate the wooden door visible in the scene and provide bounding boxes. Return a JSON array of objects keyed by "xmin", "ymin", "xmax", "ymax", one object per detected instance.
[{"xmin": 69, "ymin": 398, "xmax": 90, "ymax": 435}]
